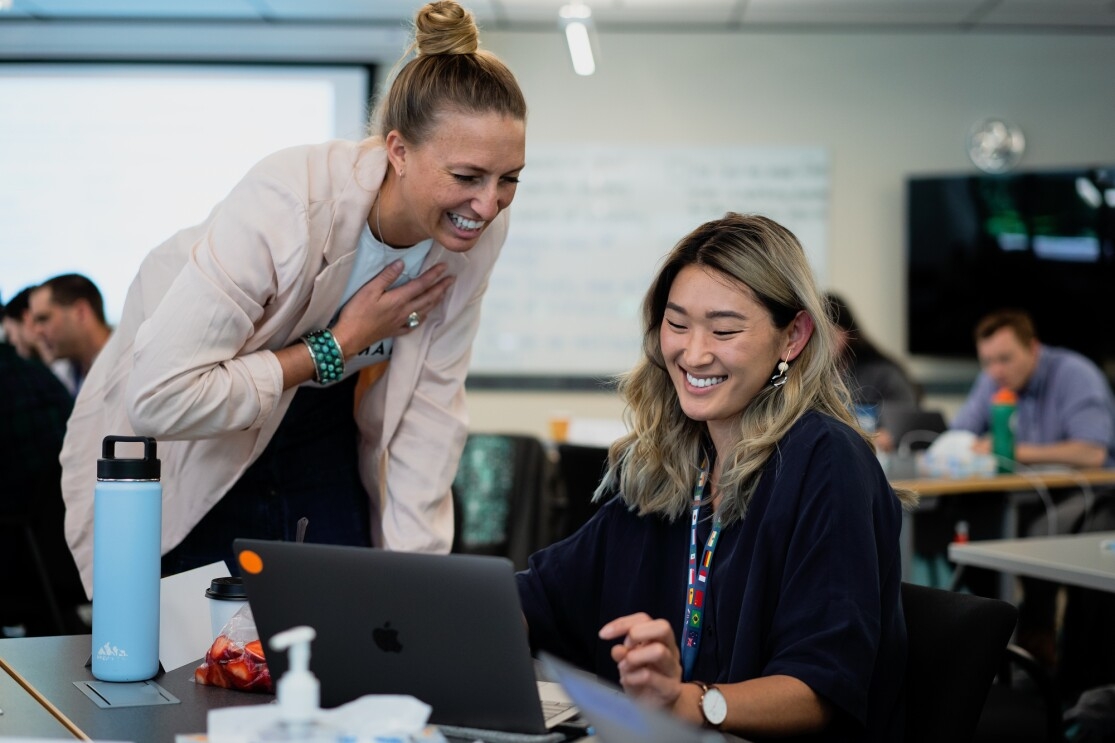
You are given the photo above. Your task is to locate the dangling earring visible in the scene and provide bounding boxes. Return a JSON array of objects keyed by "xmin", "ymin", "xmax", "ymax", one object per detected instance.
[{"xmin": 770, "ymin": 359, "xmax": 789, "ymax": 387}]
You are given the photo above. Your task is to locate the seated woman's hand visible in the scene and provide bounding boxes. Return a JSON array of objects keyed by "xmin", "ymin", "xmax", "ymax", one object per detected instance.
[
  {"xmin": 599, "ymin": 612, "xmax": 683, "ymax": 709},
  {"xmin": 332, "ymin": 260, "xmax": 454, "ymax": 354}
]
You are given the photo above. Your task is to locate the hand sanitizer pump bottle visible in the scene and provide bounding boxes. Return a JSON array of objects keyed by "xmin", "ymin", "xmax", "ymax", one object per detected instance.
[
  {"xmin": 266, "ymin": 626, "xmax": 335, "ymax": 742},
  {"xmin": 91, "ymin": 435, "xmax": 162, "ymax": 682}
]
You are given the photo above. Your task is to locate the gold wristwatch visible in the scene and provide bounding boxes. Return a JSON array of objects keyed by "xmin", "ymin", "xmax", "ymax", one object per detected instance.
[{"xmin": 692, "ymin": 680, "xmax": 727, "ymax": 728}]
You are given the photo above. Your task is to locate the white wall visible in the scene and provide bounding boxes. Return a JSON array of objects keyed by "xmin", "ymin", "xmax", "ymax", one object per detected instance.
[
  {"xmin": 465, "ymin": 29, "xmax": 1115, "ymax": 438},
  {"xmin": 5, "ymin": 23, "xmax": 1114, "ymax": 439}
]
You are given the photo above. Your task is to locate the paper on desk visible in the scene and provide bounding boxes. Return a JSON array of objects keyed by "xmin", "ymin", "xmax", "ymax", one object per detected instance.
[
  {"xmin": 922, "ymin": 430, "xmax": 997, "ymax": 478},
  {"xmin": 160, "ymin": 561, "xmax": 231, "ymax": 672},
  {"xmin": 207, "ymin": 694, "xmax": 432, "ymax": 743}
]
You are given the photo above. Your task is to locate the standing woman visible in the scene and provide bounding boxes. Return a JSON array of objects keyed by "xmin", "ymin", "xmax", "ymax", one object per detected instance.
[
  {"xmin": 517, "ymin": 214, "xmax": 914, "ymax": 741},
  {"xmin": 60, "ymin": 0, "xmax": 527, "ymax": 594}
]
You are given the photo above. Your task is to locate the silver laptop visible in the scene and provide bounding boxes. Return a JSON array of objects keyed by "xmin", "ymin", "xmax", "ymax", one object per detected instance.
[
  {"xmin": 233, "ymin": 539, "xmax": 577, "ymax": 734},
  {"xmin": 539, "ymin": 652, "xmax": 730, "ymax": 743}
]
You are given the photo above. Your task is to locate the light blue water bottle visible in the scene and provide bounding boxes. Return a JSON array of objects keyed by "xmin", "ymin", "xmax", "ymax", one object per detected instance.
[{"xmin": 91, "ymin": 435, "xmax": 162, "ymax": 682}]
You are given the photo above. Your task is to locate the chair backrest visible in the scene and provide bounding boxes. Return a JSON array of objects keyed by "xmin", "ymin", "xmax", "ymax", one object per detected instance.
[
  {"xmin": 902, "ymin": 582, "xmax": 1018, "ymax": 743},
  {"xmin": 451, "ymin": 433, "xmax": 553, "ymax": 570},
  {"xmin": 0, "ymin": 469, "xmax": 88, "ymax": 635},
  {"xmin": 554, "ymin": 443, "xmax": 610, "ymax": 541}
]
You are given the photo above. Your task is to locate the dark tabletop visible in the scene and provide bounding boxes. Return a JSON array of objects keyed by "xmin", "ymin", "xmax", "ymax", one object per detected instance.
[{"xmin": 0, "ymin": 634, "xmax": 273, "ymax": 742}]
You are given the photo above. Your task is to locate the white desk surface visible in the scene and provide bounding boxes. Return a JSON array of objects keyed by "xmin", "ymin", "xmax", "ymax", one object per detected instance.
[{"xmin": 948, "ymin": 531, "xmax": 1115, "ymax": 594}]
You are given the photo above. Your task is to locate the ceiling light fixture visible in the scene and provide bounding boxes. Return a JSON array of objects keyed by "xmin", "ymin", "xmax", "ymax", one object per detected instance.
[{"xmin": 559, "ymin": 2, "xmax": 596, "ymax": 76}]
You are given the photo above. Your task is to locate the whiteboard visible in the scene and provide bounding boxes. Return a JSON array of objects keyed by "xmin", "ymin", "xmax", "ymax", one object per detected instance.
[{"xmin": 469, "ymin": 145, "xmax": 831, "ymax": 378}]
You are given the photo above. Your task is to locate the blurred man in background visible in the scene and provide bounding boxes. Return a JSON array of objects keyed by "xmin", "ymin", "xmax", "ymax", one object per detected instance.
[
  {"xmin": 29, "ymin": 274, "xmax": 111, "ymax": 396},
  {"xmin": 952, "ymin": 308, "xmax": 1115, "ymax": 681},
  {"xmin": 953, "ymin": 308, "xmax": 1114, "ymax": 468}
]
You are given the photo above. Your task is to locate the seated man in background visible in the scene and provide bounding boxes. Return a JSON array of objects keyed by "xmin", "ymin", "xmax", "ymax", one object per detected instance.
[
  {"xmin": 952, "ymin": 308, "xmax": 1115, "ymax": 676},
  {"xmin": 29, "ymin": 274, "xmax": 112, "ymax": 396},
  {"xmin": 952, "ymin": 308, "xmax": 1115, "ymax": 469},
  {"xmin": 3, "ymin": 285, "xmax": 79, "ymax": 394}
]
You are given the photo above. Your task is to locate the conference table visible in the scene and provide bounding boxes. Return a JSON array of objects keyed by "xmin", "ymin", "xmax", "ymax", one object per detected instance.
[
  {"xmin": 948, "ymin": 531, "xmax": 1115, "ymax": 594},
  {"xmin": 891, "ymin": 468, "xmax": 1115, "ymax": 499},
  {"xmin": 889, "ymin": 467, "xmax": 1115, "ymax": 591},
  {"xmin": 0, "ymin": 634, "xmax": 266, "ymax": 741},
  {"xmin": 0, "ymin": 635, "xmax": 624, "ymax": 743}
]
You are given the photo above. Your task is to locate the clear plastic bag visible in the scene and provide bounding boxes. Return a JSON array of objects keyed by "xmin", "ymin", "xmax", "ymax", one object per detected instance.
[{"xmin": 194, "ymin": 603, "xmax": 274, "ymax": 693}]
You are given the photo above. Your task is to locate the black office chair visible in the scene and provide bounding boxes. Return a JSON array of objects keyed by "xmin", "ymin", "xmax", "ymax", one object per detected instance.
[
  {"xmin": 0, "ymin": 471, "xmax": 89, "ymax": 636},
  {"xmin": 974, "ymin": 643, "xmax": 1065, "ymax": 742},
  {"xmin": 450, "ymin": 433, "xmax": 555, "ymax": 571},
  {"xmin": 554, "ymin": 443, "xmax": 610, "ymax": 541},
  {"xmin": 902, "ymin": 582, "xmax": 1018, "ymax": 743}
]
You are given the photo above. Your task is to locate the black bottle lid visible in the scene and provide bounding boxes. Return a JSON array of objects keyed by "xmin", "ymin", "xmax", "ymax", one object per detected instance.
[{"xmin": 97, "ymin": 435, "xmax": 161, "ymax": 481}]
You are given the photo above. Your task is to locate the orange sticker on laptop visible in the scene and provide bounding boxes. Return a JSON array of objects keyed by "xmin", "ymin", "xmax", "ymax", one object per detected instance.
[{"xmin": 238, "ymin": 549, "xmax": 264, "ymax": 574}]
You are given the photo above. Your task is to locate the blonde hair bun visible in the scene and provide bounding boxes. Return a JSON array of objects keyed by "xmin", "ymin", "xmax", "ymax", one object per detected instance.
[{"xmin": 414, "ymin": 1, "xmax": 479, "ymax": 56}]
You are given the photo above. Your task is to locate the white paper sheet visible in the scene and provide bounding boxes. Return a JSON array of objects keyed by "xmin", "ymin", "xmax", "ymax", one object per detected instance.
[
  {"xmin": 159, "ymin": 561, "xmax": 231, "ymax": 672},
  {"xmin": 207, "ymin": 694, "xmax": 432, "ymax": 743}
]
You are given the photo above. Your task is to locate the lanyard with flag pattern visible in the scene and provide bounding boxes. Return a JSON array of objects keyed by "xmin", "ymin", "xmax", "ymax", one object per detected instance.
[{"xmin": 680, "ymin": 456, "xmax": 723, "ymax": 682}]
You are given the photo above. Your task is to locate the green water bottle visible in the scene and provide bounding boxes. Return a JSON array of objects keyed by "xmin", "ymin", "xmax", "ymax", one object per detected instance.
[{"xmin": 989, "ymin": 388, "xmax": 1017, "ymax": 473}]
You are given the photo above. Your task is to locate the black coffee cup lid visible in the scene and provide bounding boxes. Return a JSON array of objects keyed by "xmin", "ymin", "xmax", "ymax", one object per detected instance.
[{"xmin": 205, "ymin": 576, "xmax": 246, "ymax": 600}]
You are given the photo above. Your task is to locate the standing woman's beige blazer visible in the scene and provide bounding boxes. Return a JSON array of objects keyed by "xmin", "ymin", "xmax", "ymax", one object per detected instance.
[{"xmin": 60, "ymin": 138, "xmax": 508, "ymax": 597}]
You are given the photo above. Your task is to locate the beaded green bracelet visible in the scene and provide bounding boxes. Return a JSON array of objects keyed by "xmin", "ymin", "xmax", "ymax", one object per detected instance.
[{"xmin": 301, "ymin": 328, "xmax": 345, "ymax": 385}]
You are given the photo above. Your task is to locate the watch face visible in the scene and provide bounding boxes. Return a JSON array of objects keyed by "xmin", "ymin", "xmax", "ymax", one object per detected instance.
[{"xmin": 701, "ymin": 686, "xmax": 728, "ymax": 726}]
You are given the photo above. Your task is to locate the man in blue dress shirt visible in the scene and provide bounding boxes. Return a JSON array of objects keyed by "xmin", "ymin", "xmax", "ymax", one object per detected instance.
[
  {"xmin": 951, "ymin": 308, "xmax": 1115, "ymax": 676},
  {"xmin": 952, "ymin": 309, "xmax": 1115, "ymax": 468}
]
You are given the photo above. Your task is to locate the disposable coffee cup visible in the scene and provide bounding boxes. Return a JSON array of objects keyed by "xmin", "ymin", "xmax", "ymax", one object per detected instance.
[{"xmin": 205, "ymin": 576, "xmax": 248, "ymax": 639}]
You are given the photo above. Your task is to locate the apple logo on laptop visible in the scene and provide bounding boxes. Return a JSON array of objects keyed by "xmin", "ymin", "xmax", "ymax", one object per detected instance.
[{"xmin": 373, "ymin": 621, "xmax": 403, "ymax": 653}]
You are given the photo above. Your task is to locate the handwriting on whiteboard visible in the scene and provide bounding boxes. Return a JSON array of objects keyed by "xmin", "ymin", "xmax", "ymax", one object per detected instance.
[{"xmin": 470, "ymin": 145, "xmax": 830, "ymax": 377}]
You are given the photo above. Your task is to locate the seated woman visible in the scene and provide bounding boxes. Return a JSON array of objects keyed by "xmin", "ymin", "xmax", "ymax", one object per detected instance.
[
  {"xmin": 517, "ymin": 214, "xmax": 915, "ymax": 741},
  {"xmin": 826, "ymin": 291, "xmax": 921, "ymax": 452}
]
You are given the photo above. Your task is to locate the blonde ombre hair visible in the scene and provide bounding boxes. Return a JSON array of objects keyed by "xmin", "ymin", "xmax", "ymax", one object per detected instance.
[
  {"xmin": 599, "ymin": 213, "xmax": 917, "ymax": 524},
  {"xmin": 370, "ymin": 1, "xmax": 527, "ymax": 145}
]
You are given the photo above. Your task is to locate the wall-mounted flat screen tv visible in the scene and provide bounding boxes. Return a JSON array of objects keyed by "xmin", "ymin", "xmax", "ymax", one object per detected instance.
[{"xmin": 906, "ymin": 167, "xmax": 1115, "ymax": 366}]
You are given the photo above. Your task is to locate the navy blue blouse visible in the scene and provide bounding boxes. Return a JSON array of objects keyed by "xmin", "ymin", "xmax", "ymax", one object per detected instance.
[{"xmin": 517, "ymin": 411, "xmax": 906, "ymax": 743}]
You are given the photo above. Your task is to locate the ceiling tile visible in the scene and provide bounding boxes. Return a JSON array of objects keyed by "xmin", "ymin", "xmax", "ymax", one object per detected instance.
[
  {"xmin": 260, "ymin": 0, "xmax": 416, "ymax": 21},
  {"xmin": 743, "ymin": 0, "xmax": 985, "ymax": 28},
  {"xmin": 2, "ymin": 0, "xmax": 1112, "ymax": 31},
  {"xmin": 12, "ymin": 0, "xmax": 262, "ymax": 19},
  {"xmin": 261, "ymin": 0, "xmax": 434, "ymax": 22},
  {"xmin": 490, "ymin": 0, "xmax": 738, "ymax": 26},
  {"xmin": 0, "ymin": 3, "xmax": 32, "ymax": 18},
  {"xmin": 980, "ymin": 0, "xmax": 1115, "ymax": 28}
]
